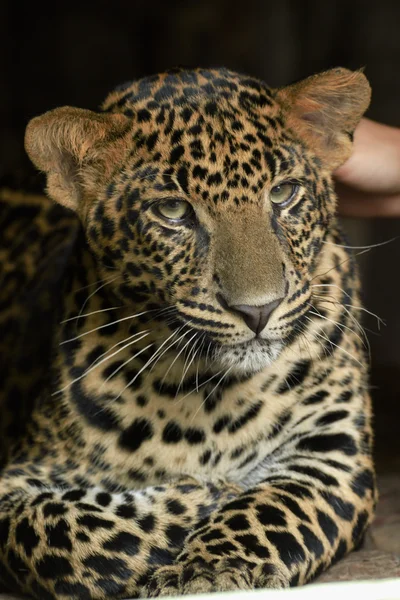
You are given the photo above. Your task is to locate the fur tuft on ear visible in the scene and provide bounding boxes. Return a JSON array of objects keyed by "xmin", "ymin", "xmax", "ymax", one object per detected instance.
[
  {"xmin": 25, "ymin": 107, "xmax": 130, "ymax": 210},
  {"xmin": 276, "ymin": 68, "xmax": 371, "ymax": 169}
]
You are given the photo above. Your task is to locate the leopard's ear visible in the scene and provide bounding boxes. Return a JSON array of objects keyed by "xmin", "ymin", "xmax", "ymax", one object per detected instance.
[
  {"xmin": 25, "ymin": 107, "xmax": 130, "ymax": 211},
  {"xmin": 276, "ymin": 68, "xmax": 371, "ymax": 169}
]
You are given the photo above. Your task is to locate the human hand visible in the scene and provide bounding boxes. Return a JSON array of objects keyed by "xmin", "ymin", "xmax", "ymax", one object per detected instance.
[{"xmin": 335, "ymin": 118, "xmax": 400, "ymax": 217}]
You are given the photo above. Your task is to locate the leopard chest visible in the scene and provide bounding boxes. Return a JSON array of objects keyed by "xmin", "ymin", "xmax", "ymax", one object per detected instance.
[{"xmin": 56, "ymin": 356, "xmax": 302, "ymax": 489}]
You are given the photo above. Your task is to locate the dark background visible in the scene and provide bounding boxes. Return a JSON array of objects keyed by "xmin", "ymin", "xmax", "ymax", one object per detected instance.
[{"xmin": 1, "ymin": 0, "xmax": 399, "ymax": 457}]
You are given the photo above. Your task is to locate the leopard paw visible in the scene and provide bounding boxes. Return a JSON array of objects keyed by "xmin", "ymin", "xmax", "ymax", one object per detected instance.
[
  {"xmin": 144, "ymin": 564, "xmax": 183, "ymax": 597},
  {"xmin": 144, "ymin": 557, "xmax": 288, "ymax": 596},
  {"xmin": 252, "ymin": 562, "xmax": 289, "ymax": 589}
]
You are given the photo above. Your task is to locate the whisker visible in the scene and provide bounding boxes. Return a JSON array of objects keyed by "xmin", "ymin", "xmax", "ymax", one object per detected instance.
[
  {"xmin": 75, "ymin": 275, "xmax": 121, "ymax": 327},
  {"xmin": 311, "ymin": 246, "xmax": 372, "ymax": 282},
  {"xmin": 61, "ymin": 306, "xmax": 122, "ymax": 323},
  {"xmin": 196, "ymin": 335, "xmax": 207, "ymax": 392},
  {"xmin": 89, "ymin": 330, "xmax": 151, "ymax": 369},
  {"xmin": 114, "ymin": 328, "xmax": 188, "ymax": 401},
  {"xmin": 100, "ymin": 332, "xmax": 175, "ymax": 389},
  {"xmin": 190, "ymin": 366, "xmax": 233, "ymax": 423},
  {"xmin": 312, "ymin": 292, "xmax": 364, "ymax": 333},
  {"xmin": 173, "ymin": 368, "xmax": 225, "ymax": 406},
  {"xmin": 205, "ymin": 341, "xmax": 212, "ymax": 365},
  {"xmin": 322, "ymin": 237, "xmax": 398, "ymax": 250},
  {"xmin": 310, "ymin": 295, "xmax": 372, "ymax": 360},
  {"xmin": 52, "ymin": 331, "xmax": 151, "ymax": 395},
  {"xmin": 82, "ymin": 307, "xmax": 173, "ymax": 366},
  {"xmin": 297, "ymin": 321, "xmax": 331, "ymax": 365},
  {"xmin": 72, "ymin": 274, "xmax": 121, "ymax": 294},
  {"xmin": 60, "ymin": 307, "xmax": 171, "ymax": 345},
  {"xmin": 343, "ymin": 303, "xmax": 385, "ymax": 328},
  {"xmin": 160, "ymin": 327, "xmax": 197, "ymax": 387},
  {"xmin": 101, "ymin": 342, "xmax": 155, "ymax": 393},
  {"xmin": 306, "ymin": 322, "xmax": 364, "ymax": 367},
  {"xmin": 312, "ymin": 286, "xmax": 385, "ymax": 329},
  {"xmin": 311, "ymin": 282, "xmax": 352, "ymax": 299},
  {"xmin": 149, "ymin": 324, "xmax": 187, "ymax": 373},
  {"xmin": 147, "ymin": 330, "xmax": 183, "ymax": 375},
  {"xmin": 308, "ymin": 306, "xmax": 367, "ymax": 350},
  {"xmin": 293, "ymin": 328, "xmax": 314, "ymax": 362},
  {"xmin": 175, "ymin": 333, "xmax": 205, "ymax": 398},
  {"xmin": 150, "ymin": 325, "xmax": 185, "ymax": 372}
]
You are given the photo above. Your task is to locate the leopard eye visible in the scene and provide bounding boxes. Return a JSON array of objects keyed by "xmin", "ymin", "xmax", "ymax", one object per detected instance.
[
  {"xmin": 270, "ymin": 182, "xmax": 299, "ymax": 206},
  {"xmin": 155, "ymin": 199, "xmax": 192, "ymax": 222}
]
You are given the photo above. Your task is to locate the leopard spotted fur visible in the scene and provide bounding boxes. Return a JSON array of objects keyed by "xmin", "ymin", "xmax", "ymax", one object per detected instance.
[{"xmin": 0, "ymin": 67, "xmax": 376, "ymax": 599}]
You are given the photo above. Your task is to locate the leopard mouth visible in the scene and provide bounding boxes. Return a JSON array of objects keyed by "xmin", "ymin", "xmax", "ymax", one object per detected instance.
[
  {"xmin": 162, "ymin": 307, "xmax": 308, "ymax": 374},
  {"xmin": 172, "ymin": 330, "xmax": 285, "ymax": 375}
]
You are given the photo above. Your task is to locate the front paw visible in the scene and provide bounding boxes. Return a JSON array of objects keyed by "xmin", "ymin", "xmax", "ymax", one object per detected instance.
[
  {"xmin": 145, "ymin": 563, "xmax": 183, "ymax": 597},
  {"xmin": 145, "ymin": 557, "xmax": 288, "ymax": 596},
  {"xmin": 145, "ymin": 559, "xmax": 250, "ymax": 596}
]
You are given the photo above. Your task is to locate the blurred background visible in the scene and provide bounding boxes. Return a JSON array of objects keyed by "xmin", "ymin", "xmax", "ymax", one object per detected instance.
[{"xmin": 1, "ymin": 0, "xmax": 399, "ymax": 458}]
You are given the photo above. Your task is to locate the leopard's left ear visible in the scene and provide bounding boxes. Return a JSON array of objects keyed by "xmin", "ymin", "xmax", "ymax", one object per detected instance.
[{"xmin": 276, "ymin": 68, "xmax": 371, "ymax": 169}]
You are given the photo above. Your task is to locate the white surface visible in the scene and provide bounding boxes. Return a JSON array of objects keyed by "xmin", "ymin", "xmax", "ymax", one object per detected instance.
[
  {"xmin": 1, "ymin": 578, "xmax": 400, "ymax": 600},
  {"xmin": 136, "ymin": 578, "xmax": 400, "ymax": 600}
]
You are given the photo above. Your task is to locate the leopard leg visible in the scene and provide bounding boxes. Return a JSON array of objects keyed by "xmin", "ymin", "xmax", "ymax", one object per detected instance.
[
  {"xmin": 0, "ymin": 470, "xmax": 240, "ymax": 599},
  {"xmin": 146, "ymin": 440, "xmax": 376, "ymax": 595}
]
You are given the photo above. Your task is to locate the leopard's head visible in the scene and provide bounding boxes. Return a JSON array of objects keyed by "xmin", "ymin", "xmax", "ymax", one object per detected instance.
[{"xmin": 25, "ymin": 67, "xmax": 370, "ymax": 375}]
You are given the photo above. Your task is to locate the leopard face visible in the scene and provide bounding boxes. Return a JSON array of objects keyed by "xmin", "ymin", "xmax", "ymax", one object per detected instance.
[{"xmin": 26, "ymin": 68, "xmax": 369, "ymax": 376}]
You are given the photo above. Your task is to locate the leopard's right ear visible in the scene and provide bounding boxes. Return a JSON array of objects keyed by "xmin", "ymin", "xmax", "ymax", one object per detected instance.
[{"xmin": 25, "ymin": 107, "xmax": 130, "ymax": 211}]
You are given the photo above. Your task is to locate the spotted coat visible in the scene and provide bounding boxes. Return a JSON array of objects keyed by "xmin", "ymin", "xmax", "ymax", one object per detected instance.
[{"xmin": 0, "ymin": 67, "xmax": 376, "ymax": 599}]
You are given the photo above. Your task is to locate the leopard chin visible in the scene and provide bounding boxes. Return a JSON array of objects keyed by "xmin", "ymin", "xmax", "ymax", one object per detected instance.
[{"xmin": 212, "ymin": 338, "xmax": 284, "ymax": 374}]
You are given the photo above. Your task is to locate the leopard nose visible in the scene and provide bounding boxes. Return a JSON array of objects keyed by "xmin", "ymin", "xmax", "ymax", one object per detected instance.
[{"xmin": 217, "ymin": 294, "xmax": 283, "ymax": 335}]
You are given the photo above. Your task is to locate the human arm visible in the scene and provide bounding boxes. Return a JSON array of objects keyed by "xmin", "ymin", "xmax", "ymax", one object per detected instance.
[{"xmin": 335, "ymin": 118, "xmax": 400, "ymax": 217}]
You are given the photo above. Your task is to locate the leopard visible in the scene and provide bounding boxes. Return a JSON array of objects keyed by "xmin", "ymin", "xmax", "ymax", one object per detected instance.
[{"xmin": 0, "ymin": 66, "xmax": 376, "ymax": 600}]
